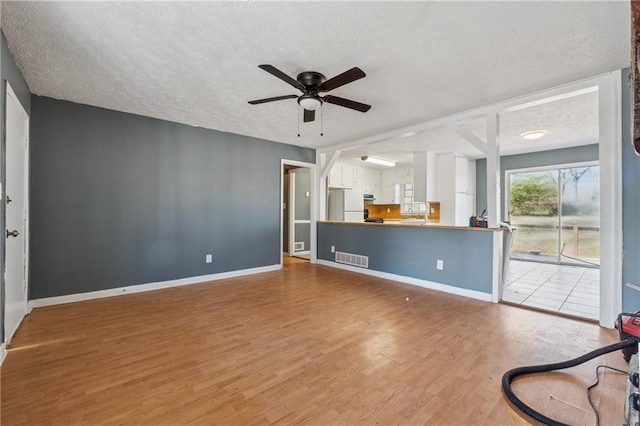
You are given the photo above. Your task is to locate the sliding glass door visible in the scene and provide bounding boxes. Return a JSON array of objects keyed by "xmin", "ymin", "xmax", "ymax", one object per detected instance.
[{"xmin": 507, "ymin": 163, "xmax": 599, "ymax": 266}]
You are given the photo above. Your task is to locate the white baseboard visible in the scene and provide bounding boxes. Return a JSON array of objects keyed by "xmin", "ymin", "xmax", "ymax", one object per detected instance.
[
  {"xmin": 317, "ymin": 260, "xmax": 492, "ymax": 302},
  {"xmin": 1, "ymin": 343, "xmax": 7, "ymax": 366},
  {"xmin": 29, "ymin": 264, "xmax": 281, "ymax": 309}
]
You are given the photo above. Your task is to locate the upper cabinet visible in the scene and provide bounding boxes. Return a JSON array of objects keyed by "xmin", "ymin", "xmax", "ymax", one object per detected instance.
[
  {"xmin": 329, "ymin": 163, "xmax": 383, "ymax": 198},
  {"xmin": 328, "ymin": 163, "xmax": 355, "ymax": 189}
]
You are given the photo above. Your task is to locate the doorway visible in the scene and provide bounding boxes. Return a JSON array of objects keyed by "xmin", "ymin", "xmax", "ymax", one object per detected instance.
[
  {"xmin": 4, "ymin": 82, "xmax": 30, "ymax": 347},
  {"xmin": 503, "ymin": 162, "xmax": 600, "ymax": 320},
  {"xmin": 281, "ymin": 160, "xmax": 315, "ymax": 265}
]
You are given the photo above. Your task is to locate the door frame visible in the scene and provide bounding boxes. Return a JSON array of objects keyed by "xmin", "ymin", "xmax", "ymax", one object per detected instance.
[
  {"xmin": 288, "ymin": 168, "xmax": 312, "ymax": 258},
  {"xmin": 280, "ymin": 159, "xmax": 316, "ymax": 266},
  {"xmin": 3, "ymin": 82, "xmax": 30, "ymax": 351}
]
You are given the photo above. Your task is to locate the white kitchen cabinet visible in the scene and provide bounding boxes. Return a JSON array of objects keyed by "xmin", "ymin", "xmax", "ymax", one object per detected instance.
[
  {"xmin": 328, "ymin": 163, "xmax": 354, "ymax": 189},
  {"xmin": 381, "ymin": 184, "xmax": 395, "ymax": 203},
  {"xmin": 436, "ymin": 154, "xmax": 476, "ymax": 226},
  {"xmin": 354, "ymin": 166, "xmax": 371, "ymax": 193},
  {"xmin": 372, "ymin": 169, "xmax": 383, "ymax": 201}
]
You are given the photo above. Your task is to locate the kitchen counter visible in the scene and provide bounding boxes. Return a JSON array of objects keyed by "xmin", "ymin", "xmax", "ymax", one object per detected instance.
[{"xmin": 319, "ymin": 220, "xmax": 503, "ymax": 232}]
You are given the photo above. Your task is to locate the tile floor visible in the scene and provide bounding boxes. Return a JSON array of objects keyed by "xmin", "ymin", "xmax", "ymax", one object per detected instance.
[{"xmin": 502, "ymin": 260, "xmax": 599, "ymax": 320}]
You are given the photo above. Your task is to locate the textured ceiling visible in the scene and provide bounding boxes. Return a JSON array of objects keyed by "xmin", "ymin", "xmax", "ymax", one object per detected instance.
[
  {"xmin": 0, "ymin": 1, "xmax": 629, "ymax": 152},
  {"xmin": 338, "ymin": 89, "xmax": 600, "ymax": 168}
]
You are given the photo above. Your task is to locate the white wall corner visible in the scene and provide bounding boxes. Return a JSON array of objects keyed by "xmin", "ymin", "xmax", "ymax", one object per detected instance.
[
  {"xmin": 598, "ymin": 70, "xmax": 623, "ymax": 328},
  {"xmin": 491, "ymin": 232, "xmax": 503, "ymax": 303},
  {"xmin": 1, "ymin": 343, "xmax": 7, "ymax": 366}
]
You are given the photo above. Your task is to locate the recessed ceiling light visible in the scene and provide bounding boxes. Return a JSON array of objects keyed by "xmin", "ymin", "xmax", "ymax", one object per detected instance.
[
  {"xmin": 520, "ymin": 130, "xmax": 547, "ymax": 140},
  {"xmin": 361, "ymin": 156, "xmax": 396, "ymax": 167}
]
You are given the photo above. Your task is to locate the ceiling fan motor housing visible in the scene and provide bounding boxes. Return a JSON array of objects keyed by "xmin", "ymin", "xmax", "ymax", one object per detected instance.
[{"xmin": 297, "ymin": 71, "xmax": 325, "ymax": 90}]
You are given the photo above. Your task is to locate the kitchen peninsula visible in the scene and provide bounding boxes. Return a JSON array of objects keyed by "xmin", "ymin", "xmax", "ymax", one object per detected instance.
[{"xmin": 317, "ymin": 220, "xmax": 504, "ymax": 302}]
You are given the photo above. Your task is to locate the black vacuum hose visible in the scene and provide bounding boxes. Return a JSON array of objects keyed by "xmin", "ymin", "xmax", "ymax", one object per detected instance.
[{"xmin": 501, "ymin": 338, "xmax": 637, "ymax": 426}]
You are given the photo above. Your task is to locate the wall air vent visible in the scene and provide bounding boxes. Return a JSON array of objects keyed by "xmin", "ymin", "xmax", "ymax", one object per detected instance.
[
  {"xmin": 294, "ymin": 242, "xmax": 305, "ymax": 251},
  {"xmin": 335, "ymin": 251, "xmax": 369, "ymax": 268}
]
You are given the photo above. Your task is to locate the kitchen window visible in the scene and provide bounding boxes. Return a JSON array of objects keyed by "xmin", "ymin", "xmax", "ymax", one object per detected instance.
[{"xmin": 400, "ymin": 183, "xmax": 427, "ymax": 214}]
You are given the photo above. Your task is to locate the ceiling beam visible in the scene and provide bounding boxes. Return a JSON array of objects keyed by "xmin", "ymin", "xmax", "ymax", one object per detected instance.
[
  {"xmin": 320, "ymin": 150, "xmax": 341, "ymax": 179},
  {"xmin": 445, "ymin": 122, "xmax": 487, "ymax": 154}
]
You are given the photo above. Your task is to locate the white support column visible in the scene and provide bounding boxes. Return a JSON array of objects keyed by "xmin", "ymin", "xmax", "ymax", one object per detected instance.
[
  {"xmin": 486, "ymin": 111, "xmax": 501, "ymax": 303},
  {"xmin": 317, "ymin": 153, "xmax": 326, "ymax": 224},
  {"xmin": 598, "ymin": 70, "xmax": 623, "ymax": 328},
  {"xmin": 486, "ymin": 111, "xmax": 500, "ymax": 227},
  {"xmin": 426, "ymin": 151, "xmax": 437, "ymax": 202}
]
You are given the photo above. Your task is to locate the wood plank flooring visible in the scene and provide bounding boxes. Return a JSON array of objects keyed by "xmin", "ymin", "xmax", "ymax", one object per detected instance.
[{"xmin": 1, "ymin": 262, "xmax": 628, "ymax": 424}]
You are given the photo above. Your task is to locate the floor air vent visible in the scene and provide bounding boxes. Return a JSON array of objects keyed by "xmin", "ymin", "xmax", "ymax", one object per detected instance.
[
  {"xmin": 335, "ymin": 251, "xmax": 369, "ymax": 268},
  {"xmin": 294, "ymin": 242, "xmax": 304, "ymax": 251}
]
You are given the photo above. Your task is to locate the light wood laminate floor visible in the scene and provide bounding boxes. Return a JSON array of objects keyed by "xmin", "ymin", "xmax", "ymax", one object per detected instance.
[{"xmin": 1, "ymin": 262, "xmax": 628, "ymax": 424}]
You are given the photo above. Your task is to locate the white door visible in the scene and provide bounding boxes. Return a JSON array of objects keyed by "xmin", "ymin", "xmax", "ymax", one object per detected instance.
[{"xmin": 4, "ymin": 83, "xmax": 29, "ymax": 346}]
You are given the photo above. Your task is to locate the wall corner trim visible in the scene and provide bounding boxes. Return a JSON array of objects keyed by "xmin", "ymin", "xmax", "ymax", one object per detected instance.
[
  {"xmin": 316, "ymin": 260, "xmax": 492, "ymax": 302},
  {"xmin": 1, "ymin": 343, "xmax": 7, "ymax": 366},
  {"xmin": 28, "ymin": 264, "xmax": 281, "ymax": 309}
]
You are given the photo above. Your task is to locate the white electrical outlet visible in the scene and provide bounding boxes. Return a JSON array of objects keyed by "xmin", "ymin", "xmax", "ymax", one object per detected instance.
[
  {"xmin": 436, "ymin": 260, "xmax": 443, "ymax": 270},
  {"xmin": 387, "ymin": 208, "xmax": 391, "ymax": 213},
  {"xmin": 331, "ymin": 245, "xmax": 335, "ymax": 253},
  {"xmin": 206, "ymin": 254, "xmax": 213, "ymax": 263}
]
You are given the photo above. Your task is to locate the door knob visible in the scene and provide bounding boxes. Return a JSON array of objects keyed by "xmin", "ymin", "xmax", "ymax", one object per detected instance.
[
  {"xmin": 6, "ymin": 230, "xmax": 19, "ymax": 238},
  {"xmin": 6, "ymin": 196, "xmax": 12, "ymax": 204}
]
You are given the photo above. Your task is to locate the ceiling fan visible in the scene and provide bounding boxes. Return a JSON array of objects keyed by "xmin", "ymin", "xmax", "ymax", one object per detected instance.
[{"xmin": 248, "ymin": 64, "xmax": 371, "ymax": 122}]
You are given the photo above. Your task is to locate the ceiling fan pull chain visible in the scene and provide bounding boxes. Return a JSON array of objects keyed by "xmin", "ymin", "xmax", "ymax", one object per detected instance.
[
  {"xmin": 297, "ymin": 106, "xmax": 301, "ymax": 137},
  {"xmin": 320, "ymin": 104, "xmax": 324, "ymax": 136}
]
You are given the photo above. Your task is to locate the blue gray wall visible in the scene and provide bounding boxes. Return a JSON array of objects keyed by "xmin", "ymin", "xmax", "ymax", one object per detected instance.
[
  {"xmin": 1, "ymin": 31, "xmax": 31, "ymax": 342},
  {"xmin": 30, "ymin": 96, "xmax": 314, "ymax": 299},
  {"xmin": 317, "ymin": 223, "xmax": 495, "ymax": 294},
  {"xmin": 475, "ymin": 144, "xmax": 599, "ymax": 218},
  {"xmin": 622, "ymin": 68, "xmax": 640, "ymax": 312}
]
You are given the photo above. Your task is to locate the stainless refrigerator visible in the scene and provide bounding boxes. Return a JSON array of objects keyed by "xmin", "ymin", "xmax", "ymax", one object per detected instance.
[{"xmin": 328, "ymin": 189, "xmax": 364, "ymax": 222}]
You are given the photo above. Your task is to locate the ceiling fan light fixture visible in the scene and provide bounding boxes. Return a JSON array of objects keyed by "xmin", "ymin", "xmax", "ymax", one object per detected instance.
[
  {"xmin": 361, "ymin": 156, "xmax": 396, "ymax": 167},
  {"xmin": 520, "ymin": 130, "xmax": 547, "ymax": 140},
  {"xmin": 298, "ymin": 94, "xmax": 322, "ymax": 111}
]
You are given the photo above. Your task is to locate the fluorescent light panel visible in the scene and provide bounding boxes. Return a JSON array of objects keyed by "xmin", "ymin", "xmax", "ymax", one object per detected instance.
[{"xmin": 361, "ymin": 156, "xmax": 396, "ymax": 167}]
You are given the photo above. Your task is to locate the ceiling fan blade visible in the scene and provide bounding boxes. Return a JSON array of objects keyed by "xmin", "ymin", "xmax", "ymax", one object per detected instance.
[
  {"xmin": 258, "ymin": 65, "xmax": 305, "ymax": 91},
  {"xmin": 320, "ymin": 67, "xmax": 366, "ymax": 92},
  {"xmin": 248, "ymin": 95, "xmax": 298, "ymax": 105},
  {"xmin": 303, "ymin": 109, "xmax": 315, "ymax": 122},
  {"xmin": 323, "ymin": 95, "xmax": 371, "ymax": 113}
]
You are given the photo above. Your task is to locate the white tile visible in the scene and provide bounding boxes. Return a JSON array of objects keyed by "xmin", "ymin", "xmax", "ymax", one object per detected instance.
[
  {"xmin": 523, "ymin": 298, "xmax": 563, "ymax": 311},
  {"xmin": 560, "ymin": 302, "xmax": 599, "ymax": 315},
  {"xmin": 565, "ymin": 296, "xmax": 599, "ymax": 308},
  {"xmin": 559, "ymin": 307, "xmax": 599, "ymax": 320},
  {"xmin": 529, "ymin": 290, "xmax": 569, "ymax": 302}
]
